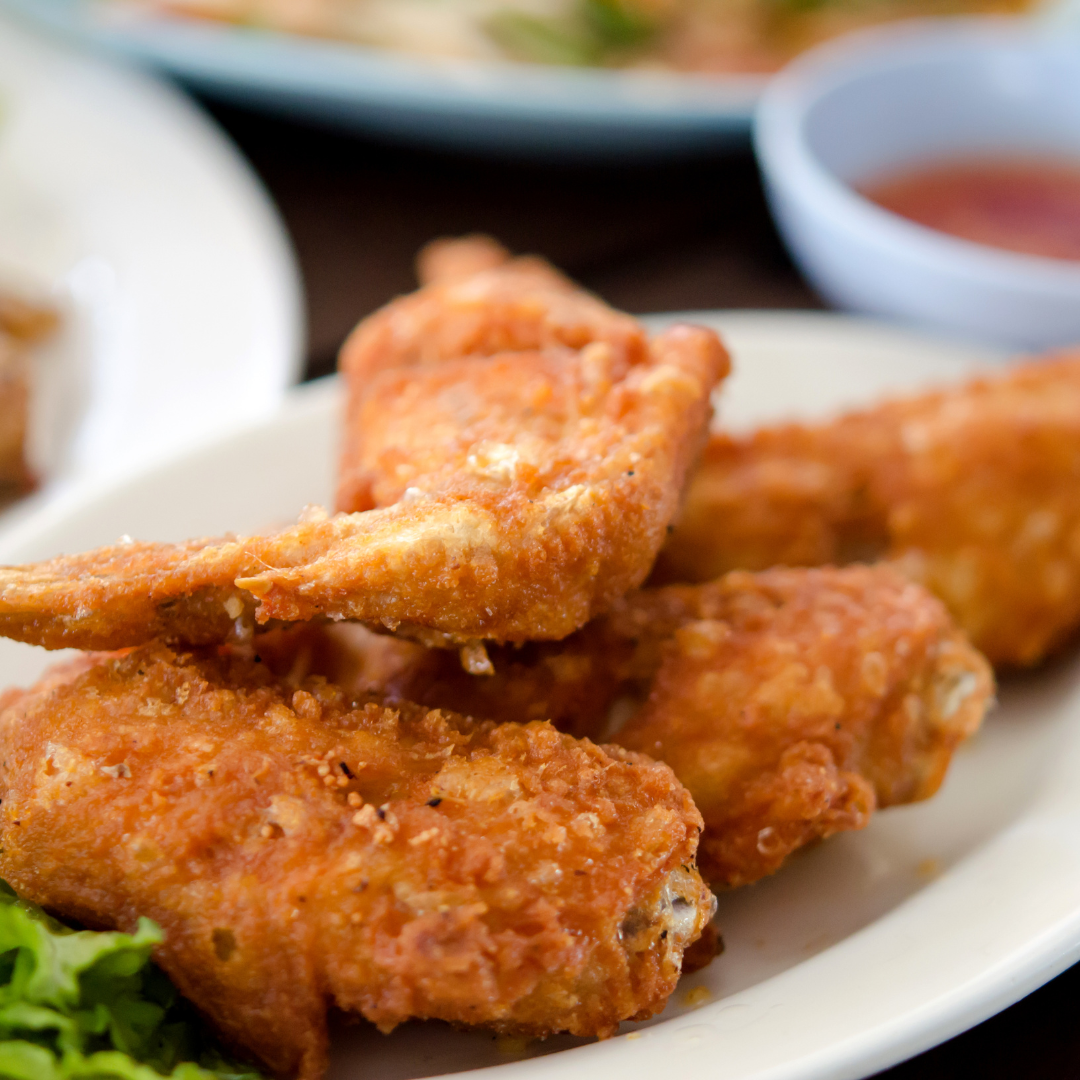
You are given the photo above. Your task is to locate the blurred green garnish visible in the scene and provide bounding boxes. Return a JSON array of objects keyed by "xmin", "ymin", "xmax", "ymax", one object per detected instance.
[
  {"xmin": 487, "ymin": 0, "xmax": 662, "ymax": 66},
  {"xmin": 582, "ymin": 0, "xmax": 658, "ymax": 47},
  {"xmin": 486, "ymin": 11, "xmax": 599, "ymax": 65}
]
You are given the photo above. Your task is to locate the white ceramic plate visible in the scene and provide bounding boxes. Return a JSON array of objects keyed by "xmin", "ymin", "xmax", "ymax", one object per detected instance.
[
  {"xmin": 0, "ymin": 312, "xmax": 1076, "ymax": 1080},
  {"xmin": 0, "ymin": 13, "xmax": 303, "ymax": 506}
]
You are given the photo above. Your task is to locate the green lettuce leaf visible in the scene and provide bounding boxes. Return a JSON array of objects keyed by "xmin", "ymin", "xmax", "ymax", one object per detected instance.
[{"xmin": 0, "ymin": 883, "xmax": 261, "ymax": 1080}]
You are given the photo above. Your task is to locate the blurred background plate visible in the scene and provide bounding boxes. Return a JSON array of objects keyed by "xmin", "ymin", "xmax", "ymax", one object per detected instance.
[
  {"xmin": 0, "ymin": 0, "xmax": 764, "ymax": 158},
  {"xmin": 7, "ymin": 0, "xmax": 1078, "ymax": 158},
  {"xmin": 0, "ymin": 13, "xmax": 303, "ymax": 511}
]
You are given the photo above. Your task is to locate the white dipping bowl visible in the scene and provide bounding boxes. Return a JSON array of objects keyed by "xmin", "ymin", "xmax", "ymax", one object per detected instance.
[{"xmin": 754, "ymin": 20, "xmax": 1080, "ymax": 352}]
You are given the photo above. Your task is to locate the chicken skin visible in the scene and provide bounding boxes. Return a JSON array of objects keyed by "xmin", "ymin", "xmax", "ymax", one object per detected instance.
[
  {"xmin": 0, "ymin": 644, "xmax": 714, "ymax": 1080},
  {"xmin": 0, "ymin": 246, "xmax": 727, "ymax": 655},
  {"xmin": 614, "ymin": 567, "xmax": 991, "ymax": 886},
  {"xmin": 655, "ymin": 351, "xmax": 1080, "ymax": 667},
  {"xmin": 337, "ymin": 234, "xmax": 651, "ymax": 516},
  {"xmin": 260, "ymin": 566, "xmax": 992, "ymax": 888}
]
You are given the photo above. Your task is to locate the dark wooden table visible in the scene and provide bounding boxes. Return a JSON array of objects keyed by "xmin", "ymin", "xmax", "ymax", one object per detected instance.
[{"xmin": 205, "ymin": 99, "xmax": 1079, "ymax": 1079}]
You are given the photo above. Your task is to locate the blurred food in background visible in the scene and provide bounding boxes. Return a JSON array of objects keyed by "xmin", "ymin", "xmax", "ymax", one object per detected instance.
[
  {"xmin": 0, "ymin": 291, "xmax": 56, "ymax": 503},
  {"xmin": 0, "ymin": 14, "xmax": 301, "ymax": 497},
  {"xmin": 115, "ymin": 0, "xmax": 1036, "ymax": 72}
]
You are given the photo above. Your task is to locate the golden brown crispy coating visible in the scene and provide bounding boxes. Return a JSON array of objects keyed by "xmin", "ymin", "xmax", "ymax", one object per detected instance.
[
  {"xmin": 656, "ymin": 352, "xmax": 1080, "ymax": 666},
  {"xmin": 338, "ymin": 237, "xmax": 646, "ymax": 393},
  {"xmin": 0, "ymin": 248, "xmax": 727, "ymax": 654},
  {"xmin": 267, "ymin": 567, "xmax": 992, "ymax": 888},
  {"xmin": 0, "ymin": 644, "xmax": 713, "ymax": 1080},
  {"xmin": 615, "ymin": 567, "xmax": 992, "ymax": 886},
  {"xmin": 252, "ymin": 621, "xmax": 625, "ymax": 743},
  {"xmin": 337, "ymin": 237, "xmax": 650, "ymax": 514},
  {"xmin": 650, "ymin": 422, "xmax": 885, "ymax": 583}
]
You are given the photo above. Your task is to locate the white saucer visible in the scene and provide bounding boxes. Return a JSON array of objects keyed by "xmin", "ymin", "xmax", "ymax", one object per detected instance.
[{"xmin": 0, "ymin": 313, "xmax": 1074, "ymax": 1080}]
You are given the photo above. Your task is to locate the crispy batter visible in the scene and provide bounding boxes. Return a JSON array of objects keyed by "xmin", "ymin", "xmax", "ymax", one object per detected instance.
[
  {"xmin": 252, "ymin": 621, "xmax": 625, "ymax": 742},
  {"xmin": 655, "ymin": 352, "xmax": 1080, "ymax": 666},
  {"xmin": 0, "ymin": 644, "xmax": 714, "ymax": 1080},
  {"xmin": 650, "ymin": 423, "xmax": 885, "ymax": 582},
  {"xmin": 337, "ymin": 236, "xmax": 654, "ymax": 513},
  {"xmin": 0, "ymin": 247, "xmax": 727, "ymax": 653},
  {"xmin": 615, "ymin": 567, "xmax": 991, "ymax": 886},
  {"xmin": 338, "ymin": 237, "xmax": 646, "ymax": 396},
  {"xmin": 269, "ymin": 567, "xmax": 992, "ymax": 887}
]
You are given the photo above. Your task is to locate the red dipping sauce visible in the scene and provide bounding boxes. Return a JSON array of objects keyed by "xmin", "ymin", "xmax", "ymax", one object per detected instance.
[{"xmin": 859, "ymin": 158, "xmax": 1080, "ymax": 263}]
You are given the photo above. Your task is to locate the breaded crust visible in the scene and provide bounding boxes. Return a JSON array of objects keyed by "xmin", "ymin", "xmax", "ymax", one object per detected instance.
[
  {"xmin": 261, "ymin": 566, "xmax": 993, "ymax": 889},
  {"xmin": 0, "ymin": 268, "xmax": 727, "ymax": 653},
  {"xmin": 251, "ymin": 621, "xmax": 625, "ymax": 743},
  {"xmin": 338, "ymin": 235, "xmax": 651, "ymax": 515},
  {"xmin": 656, "ymin": 351, "xmax": 1080, "ymax": 667},
  {"xmin": 0, "ymin": 644, "xmax": 714, "ymax": 1080},
  {"xmin": 650, "ymin": 421, "xmax": 886, "ymax": 583},
  {"xmin": 338, "ymin": 237, "xmax": 646, "ymax": 398},
  {"xmin": 615, "ymin": 566, "xmax": 992, "ymax": 886}
]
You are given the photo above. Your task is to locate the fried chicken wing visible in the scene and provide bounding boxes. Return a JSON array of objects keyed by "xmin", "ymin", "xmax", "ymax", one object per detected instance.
[
  {"xmin": 0, "ymin": 246, "xmax": 728, "ymax": 654},
  {"xmin": 338, "ymin": 236, "xmax": 645, "ymax": 392},
  {"xmin": 650, "ymin": 423, "xmax": 884, "ymax": 582},
  {"xmin": 0, "ymin": 644, "xmax": 714, "ymax": 1080},
  {"xmin": 655, "ymin": 352, "xmax": 1080, "ymax": 666},
  {"xmin": 252, "ymin": 620, "xmax": 626, "ymax": 742},
  {"xmin": 269, "ymin": 566, "xmax": 992, "ymax": 887},
  {"xmin": 337, "ymin": 235, "xmax": 656, "ymax": 514},
  {"xmin": 614, "ymin": 567, "xmax": 991, "ymax": 886}
]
